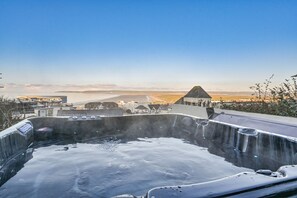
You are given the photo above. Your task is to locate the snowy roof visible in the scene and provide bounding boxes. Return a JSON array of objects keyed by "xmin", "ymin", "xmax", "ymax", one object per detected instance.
[
  {"xmin": 135, "ymin": 105, "xmax": 148, "ymax": 110},
  {"xmin": 148, "ymin": 104, "xmax": 161, "ymax": 110}
]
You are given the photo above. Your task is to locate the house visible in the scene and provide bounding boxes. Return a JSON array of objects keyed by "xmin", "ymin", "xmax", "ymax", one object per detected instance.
[
  {"xmin": 159, "ymin": 104, "xmax": 170, "ymax": 112},
  {"xmin": 18, "ymin": 96, "xmax": 67, "ymax": 104},
  {"xmin": 85, "ymin": 102, "xmax": 118, "ymax": 110},
  {"xmin": 148, "ymin": 104, "xmax": 161, "ymax": 113},
  {"xmin": 101, "ymin": 102, "xmax": 118, "ymax": 109},
  {"xmin": 36, "ymin": 107, "xmax": 53, "ymax": 117},
  {"xmin": 175, "ymin": 86, "xmax": 212, "ymax": 107},
  {"xmin": 52, "ymin": 105, "xmax": 75, "ymax": 116},
  {"xmin": 135, "ymin": 105, "xmax": 149, "ymax": 114},
  {"xmin": 121, "ymin": 101, "xmax": 138, "ymax": 113},
  {"xmin": 85, "ymin": 102, "xmax": 102, "ymax": 109}
]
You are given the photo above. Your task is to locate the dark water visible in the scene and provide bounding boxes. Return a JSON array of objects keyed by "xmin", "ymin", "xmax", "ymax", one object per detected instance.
[{"xmin": 0, "ymin": 137, "xmax": 253, "ymax": 198}]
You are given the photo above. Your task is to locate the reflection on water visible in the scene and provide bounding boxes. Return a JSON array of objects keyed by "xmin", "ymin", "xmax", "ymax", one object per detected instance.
[{"xmin": 0, "ymin": 137, "xmax": 253, "ymax": 198}]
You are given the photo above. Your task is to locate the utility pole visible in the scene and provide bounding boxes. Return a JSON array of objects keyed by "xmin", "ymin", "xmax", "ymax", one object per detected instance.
[{"xmin": 0, "ymin": 73, "xmax": 3, "ymax": 88}]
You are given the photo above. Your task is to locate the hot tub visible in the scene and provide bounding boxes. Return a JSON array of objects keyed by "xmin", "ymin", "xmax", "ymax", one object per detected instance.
[{"xmin": 1, "ymin": 114, "xmax": 297, "ymax": 197}]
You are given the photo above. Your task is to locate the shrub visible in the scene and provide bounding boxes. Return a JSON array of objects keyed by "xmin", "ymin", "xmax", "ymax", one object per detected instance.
[{"xmin": 221, "ymin": 75, "xmax": 297, "ymax": 117}]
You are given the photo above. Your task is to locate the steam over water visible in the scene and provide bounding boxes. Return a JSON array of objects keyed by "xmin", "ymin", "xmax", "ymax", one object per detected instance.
[{"xmin": 0, "ymin": 137, "xmax": 252, "ymax": 197}]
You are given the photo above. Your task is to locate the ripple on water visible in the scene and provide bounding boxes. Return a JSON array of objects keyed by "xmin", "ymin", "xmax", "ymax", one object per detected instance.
[{"xmin": 0, "ymin": 137, "xmax": 253, "ymax": 198}]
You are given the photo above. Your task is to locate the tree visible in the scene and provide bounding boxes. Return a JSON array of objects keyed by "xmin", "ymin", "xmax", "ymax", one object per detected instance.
[{"xmin": 0, "ymin": 96, "xmax": 22, "ymax": 130}]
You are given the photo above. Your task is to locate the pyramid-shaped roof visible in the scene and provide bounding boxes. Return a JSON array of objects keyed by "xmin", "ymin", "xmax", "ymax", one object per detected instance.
[
  {"xmin": 174, "ymin": 97, "xmax": 184, "ymax": 104},
  {"xmin": 184, "ymin": 86, "xmax": 211, "ymax": 99}
]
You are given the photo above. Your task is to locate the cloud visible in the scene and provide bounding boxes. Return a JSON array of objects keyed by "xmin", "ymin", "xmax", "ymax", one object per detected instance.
[
  {"xmin": 5, "ymin": 83, "xmax": 19, "ymax": 88},
  {"xmin": 3, "ymin": 82, "xmax": 187, "ymax": 92},
  {"xmin": 4, "ymin": 83, "xmax": 123, "ymax": 91},
  {"xmin": 25, "ymin": 84, "xmax": 55, "ymax": 88},
  {"xmin": 63, "ymin": 83, "xmax": 118, "ymax": 89}
]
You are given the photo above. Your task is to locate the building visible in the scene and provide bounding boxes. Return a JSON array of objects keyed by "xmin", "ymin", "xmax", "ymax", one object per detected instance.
[
  {"xmin": 85, "ymin": 102, "xmax": 118, "ymax": 110},
  {"xmin": 18, "ymin": 96, "xmax": 67, "ymax": 104},
  {"xmin": 43, "ymin": 96, "xmax": 67, "ymax": 103},
  {"xmin": 52, "ymin": 106, "xmax": 75, "ymax": 116},
  {"xmin": 121, "ymin": 101, "xmax": 138, "ymax": 113},
  {"xmin": 85, "ymin": 102, "xmax": 103, "ymax": 109},
  {"xmin": 36, "ymin": 108, "xmax": 53, "ymax": 117},
  {"xmin": 101, "ymin": 102, "xmax": 119, "ymax": 109},
  {"xmin": 135, "ymin": 105, "xmax": 149, "ymax": 114},
  {"xmin": 175, "ymin": 86, "xmax": 212, "ymax": 107},
  {"xmin": 148, "ymin": 104, "xmax": 161, "ymax": 113},
  {"xmin": 148, "ymin": 104, "xmax": 170, "ymax": 114}
]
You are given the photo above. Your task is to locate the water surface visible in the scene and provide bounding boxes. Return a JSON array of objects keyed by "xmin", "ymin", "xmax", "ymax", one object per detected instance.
[{"xmin": 0, "ymin": 137, "xmax": 253, "ymax": 197}]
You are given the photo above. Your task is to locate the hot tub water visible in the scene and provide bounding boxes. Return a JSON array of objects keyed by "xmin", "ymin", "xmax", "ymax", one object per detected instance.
[{"xmin": 0, "ymin": 137, "xmax": 252, "ymax": 198}]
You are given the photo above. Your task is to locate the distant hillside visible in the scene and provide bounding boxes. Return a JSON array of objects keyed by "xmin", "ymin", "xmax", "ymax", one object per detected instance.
[
  {"xmin": 208, "ymin": 91, "xmax": 253, "ymax": 96},
  {"xmin": 56, "ymin": 90, "xmax": 187, "ymax": 94},
  {"xmin": 57, "ymin": 90, "xmax": 252, "ymax": 95}
]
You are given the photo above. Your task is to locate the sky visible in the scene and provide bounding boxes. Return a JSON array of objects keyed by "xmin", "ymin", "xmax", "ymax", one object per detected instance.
[{"xmin": 0, "ymin": 0, "xmax": 297, "ymax": 92}]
